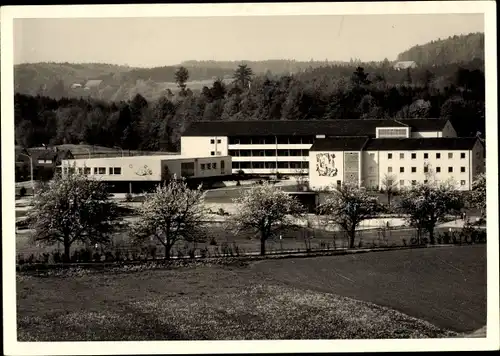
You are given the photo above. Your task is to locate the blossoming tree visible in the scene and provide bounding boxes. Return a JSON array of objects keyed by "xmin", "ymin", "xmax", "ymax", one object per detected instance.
[
  {"xmin": 470, "ymin": 173, "xmax": 486, "ymax": 219},
  {"xmin": 131, "ymin": 178, "xmax": 207, "ymax": 259},
  {"xmin": 398, "ymin": 181, "xmax": 464, "ymax": 244},
  {"xmin": 27, "ymin": 172, "xmax": 121, "ymax": 261},
  {"xmin": 229, "ymin": 182, "xmax": 305, "ymax": 255},
  {"xmin": 318, "ymin": 183, "xmax": 383, "ymax": 249}
]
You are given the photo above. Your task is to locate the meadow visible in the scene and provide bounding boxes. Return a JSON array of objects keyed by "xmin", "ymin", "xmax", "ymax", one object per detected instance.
[{"xmin": 16, "ymin": 245, "xmax": 486, "ymax": 340}]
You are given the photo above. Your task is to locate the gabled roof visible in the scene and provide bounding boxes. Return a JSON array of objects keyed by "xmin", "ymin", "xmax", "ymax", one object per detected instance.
[
  {"xmin": 309, "ymin": 137, "xmax": 479, "ymax": 152},
  {"xmin": 310, "ymin": 136, "xmax": 370, "ymax": 152},
  {"xmin": 364, "ymin": 137, "xmax": 479, "ymax": 151},
  {"xmin": 182, "ymin": 119, "xmax": 449, "ymax": 137}
]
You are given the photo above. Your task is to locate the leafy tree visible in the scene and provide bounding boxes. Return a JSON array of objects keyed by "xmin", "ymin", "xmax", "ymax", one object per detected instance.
[
  {"xmin": 27, "ymin": 172, "xmax": 121, "ymax": 261},
  {"xmin": 233, "ymin": 64, "xmax": 254, "ymax": 90},
  {"xmin": 318, "ymin": 183, "xmax": 383, "ymax": 248},
  {"xmin": 174, "ymin": 66, "xmax": 190, "ymax": 94},
  {"xmin": 229, "ymin": 182, "xmax": 305, "ymax": 255},
  {"xmin": 351, "ymin": 66, "xmax": 370, "ymax": 86},
  {"xmin": 131, "ymin": 178, "xmax": 207, "ymax": 259},
  {"xmin": 470, "ymin": 173, "xmax": 486, "ymax": 219},
  {"xmin": 397, "ymin": 181, "xmax": 464, "ymax": 244}
]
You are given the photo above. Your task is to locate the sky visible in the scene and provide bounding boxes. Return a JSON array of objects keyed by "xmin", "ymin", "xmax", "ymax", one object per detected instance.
[{"xmin": 13, "ymin": 14, "xmax": 484, "ymax": 67}]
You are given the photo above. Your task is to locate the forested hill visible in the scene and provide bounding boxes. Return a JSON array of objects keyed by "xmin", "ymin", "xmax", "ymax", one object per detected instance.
[{"xmin": 396, "ymin": 32, "xmax": 484, "ymax": 66}]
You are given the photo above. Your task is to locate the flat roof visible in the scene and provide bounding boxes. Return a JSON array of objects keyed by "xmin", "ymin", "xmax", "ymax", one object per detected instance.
[
  {"xmin": 62, "ymin": 154, "xmax": 230, "ymax": 162},
  {"xmin": 182, "ymin": 119, "xmax": 449, "ymax": 137}
]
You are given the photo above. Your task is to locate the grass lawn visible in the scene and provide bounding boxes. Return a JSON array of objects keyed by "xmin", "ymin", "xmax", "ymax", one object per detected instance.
[{"xmin": 17, "ymin": 245, "xmax": 485, "ymax": 341}]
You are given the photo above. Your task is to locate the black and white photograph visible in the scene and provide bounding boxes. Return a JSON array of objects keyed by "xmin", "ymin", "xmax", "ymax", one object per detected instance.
[{"xmin": 1, "ymin": 1, "xmax": 498, "ymax": 354}]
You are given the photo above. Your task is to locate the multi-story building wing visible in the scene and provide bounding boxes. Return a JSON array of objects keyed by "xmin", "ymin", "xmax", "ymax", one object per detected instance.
[
  {"xmin": 309, "ymin": 136, "xmax": 484, "ymax": 191},
  {"xmin": 181, "ymin": 118, "xmax": 456, "ymax": 175}
]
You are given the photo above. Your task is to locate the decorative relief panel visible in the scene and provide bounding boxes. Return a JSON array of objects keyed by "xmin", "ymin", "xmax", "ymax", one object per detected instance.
[{"xmin": 316, "ymin": 153, "xmax": 338, "ymax": 177}]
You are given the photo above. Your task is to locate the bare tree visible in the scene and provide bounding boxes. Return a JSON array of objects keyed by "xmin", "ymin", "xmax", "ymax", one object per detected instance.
[{"xmin": 131, "ymin": 177, "xmax": 207, "ymax": 259}]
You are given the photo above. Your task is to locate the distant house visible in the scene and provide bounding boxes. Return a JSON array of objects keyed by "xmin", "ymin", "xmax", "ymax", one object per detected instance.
[
  {"xmin": 15, "ymin": 147, "xmax": 74, "ymax": 182},
  {"xmin": 393, "ymin": 61, "xmax": 417, "ymax": 70},
  {"xmin": 84, "ymin": 79, "xmax": 103, "ymax": 90}
]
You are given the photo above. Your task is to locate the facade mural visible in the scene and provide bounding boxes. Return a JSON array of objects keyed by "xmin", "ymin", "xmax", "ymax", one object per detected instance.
[
  {"xmin": 134, "ymin": 164, "xmax": 153, "ymax": 176},
  {"xmin": 316, "ymin": 153, "xmax": 338, "ymax": 177}
]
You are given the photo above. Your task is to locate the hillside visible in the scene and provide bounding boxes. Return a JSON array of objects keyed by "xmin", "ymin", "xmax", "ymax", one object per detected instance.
[{"xmin": 396, "ymin": 32, "xmax": 484, "ymax": 66}]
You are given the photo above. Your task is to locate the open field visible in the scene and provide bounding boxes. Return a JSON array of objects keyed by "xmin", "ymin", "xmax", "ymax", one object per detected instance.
[{"xmin": 16, "ymin": 245, "xmax": 485, "ymax": 340}]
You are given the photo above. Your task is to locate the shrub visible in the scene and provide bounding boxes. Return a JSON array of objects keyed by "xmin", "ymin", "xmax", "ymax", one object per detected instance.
[
  {"xmin": 125, "ymin": 192, "xmax": 133, "ymax": 202},
  {"xmin": 19, "ymin": 186, "xmax": 27, "ymax": 197}
]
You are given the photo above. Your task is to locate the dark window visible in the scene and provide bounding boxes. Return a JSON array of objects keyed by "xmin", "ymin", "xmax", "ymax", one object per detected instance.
[
  {"xmin": 93, "ymin": 167, "xmax": 98, "ymax": 174},
  {"xmin": 436, "ymin": 167, "xmax": 441, "ymax": 173},
  {"xmin": 108, "ymin": 167, "xmax": 113, "ymax": 174},
  {"xmin": 210, "ymin": 139, "xmax": 215, "ymax": 144},
  {"xmin": 264, "ymin": 150, "xmax": 276, "ymax": 157},
  {"xmin": 424, "ymin": 166, "xmax": 429, "ymax": 173},
  {"xmin": 289, "ymin": 149, "xmax": 301, "ymax": 156},
  {"xmin": 265, "ymin": 161, "xmax": 277, "ymax": 169},
  {"xmin": 201, "ymin": 164, "xmax": 205, "ymax": 170},
  {"xmin": 221, "ymin": 160, "xmax": 225, "ymax": 169},
  {"xmin": 336, "ymin": 180, "xmax": 342, "ymax": 188},
  {"xmin": 460, "ymin": 152, "xmax": 466, "ymax": 159},
  {"xmin": 388, "ymin": 153, "xmax": 392, "ymax": 159},
  {"xmin": 228, "ymin": 150, "xmax": 239, "ymax": 156},
  {"xmin": 239, "ymin": 150, "xmax": 251, "ymax": 157},
  {"xmin": 411, "ymin": 167, "xmax": 417, "ymax": 173},
  {"xmin": 181, "ymin": 162, "xmax": 195, "ymax": 177},
  {"xmin": 113, "ymin": 167, "xmax": 121, "ymax": 175},
  {"xmin": 232, "ymin": 162, "xmax": 240, "ymax": 169},
  {"xmin": 84, "ymin": 167, "xmax": 91, "ymax": 175},
  {"xmin": 448, "ymin": 167, "xmax": 453, "ymax": 173},
  {"xmin": 460, "ymin": 167, "xmax": 466, "ymax": 173},
  {"xmin": 448, "ymin": 153, "xmax": 453, "ymax": 159},
  {"xmin": 411, "ymin": 180, "xmax": 417, "ymax": 186},
  {"xmin": 399, "ymin": 153, "xmax": 404, "ymax": 159},
  {"xmin": 252, "ymin": 162, "xmax": 265, "ymax": 169},
  {"xmin": 98, "ymin": 167, "xmax": 106, "ymax": 174},
  {"xmin": 277, "ymin": 161, "xmax": 289, "ymax": 169},
  {"xmin": 210, "ymin": 151, "xmax": 215, "ymax": 156},
  {"xmin": 217, "ymin": 139, "xmax": 221, "ymax": 144},
  {"xmin": 400, "ymin": 167, "xmax": 405, "ymax": 173},
  {"xmin": 277, "ymin": 150, "xmax": 289, "ymax": 156},
  {"xmin": 277, "ymin": 136, "xmax": 289, "ymax": 144},
  {"xmin": 253, "ymin": 150, "xmax": 265, "ymax": 157},
  {"xmin": 461, "ymin": 180, "xmax": 466, "ymax": 186},
  {"xmin": 436, "ymin": 153, "xmax": 441, "ymax": 159},
  {"xmin": 212, "ymin": 163, "xmax": 217, "ymax": 169},
  {"xmin": 301, "ymin": 161, "xmax": 309, "ymax": 169},
  {"xmin": 424, "ymin": 153, "xmax": 428, "ymax": 159},
  {"xmin": 411, "ymin": 153, "xmax": 416, "ymax": 159},
  {"xmin": 240, "ymin": 162, "xmax": 251, "ymax": 169}
]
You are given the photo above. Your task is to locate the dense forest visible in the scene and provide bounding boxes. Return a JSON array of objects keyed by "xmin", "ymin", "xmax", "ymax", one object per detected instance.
[
  {"xmin": 15, "ymin": 61, "xmax": 485, "ymax": 152},
  {"xmin": 14, "ymin": 32, "xmax": 484, "ymax": 102}
]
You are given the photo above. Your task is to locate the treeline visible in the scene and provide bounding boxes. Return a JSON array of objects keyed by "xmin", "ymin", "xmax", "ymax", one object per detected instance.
[
  {"xmin": 397, "ymin": 32, "xmax": 484, "ymax": 66},
  {"xmin": 15, "ymin": 63, "xmax": 485, "ymax": 151}
]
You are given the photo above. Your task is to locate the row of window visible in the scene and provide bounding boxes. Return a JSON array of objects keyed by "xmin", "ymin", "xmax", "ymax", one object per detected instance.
[
  {"xmin": 382, "ymin": 152, "xmax": 467, "ymax": 160},
  {"xmin": 200, "ymin": 160, "xmax": 226, "ymax": 172},
  {"xmin": 232, "ymin": 161, "xmax": 309, "ymax": 169},
  {"xmin": 64, "ymin": 167, "xmax": 122, "ymax": 175},
  {"xmin": 228, "ymin": 149, "xmax": 309, "ymax": 157},
  {"xmin": 375, "ymin": 179, "xmax": 468, "ymax": 187},
  {"xmin": 228, "ymin": 136, "xmax": 314, "ymax": 145},
  {"xmin": 384, "ymin": 166, "xmax": 468, "ymax": 174}
]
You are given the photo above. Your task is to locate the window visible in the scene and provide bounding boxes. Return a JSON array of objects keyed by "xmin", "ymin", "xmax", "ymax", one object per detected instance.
[
  {"xmin": 411, "ymin": 180, "xmax": 417, "ymax": 186},
  {"xmin": 399, "ymin": 153, "xmax": 404, "ymax": 159},
  {"xmin": 301, "ymin": 149, "xmax": 309, "ymax": 156},
  {"xmin": 388, "ymin": 167, "xmax": 393, "ymax": 173},
  {"xmin": 460, "ymin": 167, "xmax": 466, "ymax": 173},
  {"xmin": 201, "ymin": 164, "xmax": 205, "ymax": 170},
  {"xmin": 210, "ymin": 151, "xmax": 215, "ymax": 156},
  {"xmin": 232, "ymin": 162, "xmax": 240, "ymax": 169},
  {"xmin": 424, "ymin": 166, "xmax": 429, "ymax": 173},
  {"xmin": 461, "ymin": 180, "xmax": 466, "ymax": 186},
  {"xmin": 336, "ymin": 180, "xmax": 342, "ymax": 188},
  {"xmin": 78, "ymin": 167, "xmax": 83, "ymax": 174},
  {"xmin": 212, "ymin": 163, "xmax": 217, "ymax": 169},
  {"xmin": 411, "ymin": 153, "xmax": 416, "ymax": 159},
  {"xmin": 113, "ymin": 167, "xmax": 121, "ymax": 175},
  {"xmin": 436, "ymin": 167, "xmax": 441, "ymax": 173},
  {"xmin": 265, "ymin": 162, "xmax": 277, "ymax": 169},
  {"xmin": 388, "ymin": 153, "xmax": 393, "ymax": 159},
  {"xmin": 387, "ymin": 180, "xmax": 393, "ymax": 186},
  {"xmin": 436, "ymin": 153, "xmax": 441, "ymax": 159},
  {"xmin": 377, "ymin": 128, "xmax": 408, "ymax": 138},
  {"xmin": 210, "ymin": 139, "xmax": 215, "ymax": 144},
  {"xmin": 216, "ymin": 151, "xmax": 221, "ymax": 156},
  {"xmin": 411, "ymin": 167, "xmax": 417, "ymax": 173},
  {"xmin": 94, "ymin": 167, "xmax": 98, "ymax": 174},
  {"xmin": 448, "ymin": 153, "xmax": 453, "ymax": 159},
  {"xmin": 424, "ymin": 153, "xmax": 428, "ymax": 159},
  {"xmin": 221, "ymin": 160, "xmax": 225, "ymax": 169},
  {"xmin": 217, "ymin": 139, "xmax": 221, "ymax": 144},
  {"xmin": 448, "ymin": 167, "xmax": 453, "ymax": 173},
  {"xmin": 399, "ymin": 180, "xmax": 404, "ymax": 186},
  {"xmin": 98, "ymin": 167, "xmax": 106, "ymax": 174},
  {"xmin": 400, "ymin": 167, "xmax": 405, "ymax": 173},
  {"xmin": 460, "ymin": 152, "xmax": 466, "ymax": 159},
  {"xmin": 84, "ymin": 167, "xmax": 91, "ymax": 175}
]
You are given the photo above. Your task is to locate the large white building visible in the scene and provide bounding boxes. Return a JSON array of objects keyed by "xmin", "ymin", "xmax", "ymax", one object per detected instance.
[
  {"xmin": 181, "ymin": 118, "xmax": 458, "ymax": 175},
  {"xmin": 60, "ymin": 154, "xmax": 232, "ymax": 193},
  {"xmin": 309, "ymin": 136, "xmax": 485, "ymax": 191}
]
